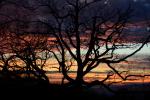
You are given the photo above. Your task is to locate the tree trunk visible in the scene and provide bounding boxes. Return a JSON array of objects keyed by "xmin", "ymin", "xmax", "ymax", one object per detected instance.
[{"xmin": 75, "ymin": 66, "xmax": 84, "ymax": 86}]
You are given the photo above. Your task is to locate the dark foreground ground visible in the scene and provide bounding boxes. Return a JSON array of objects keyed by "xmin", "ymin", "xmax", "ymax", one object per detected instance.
[{"xmin": 0, "ymin": 79, "xmax": 150, "ymax": 100}]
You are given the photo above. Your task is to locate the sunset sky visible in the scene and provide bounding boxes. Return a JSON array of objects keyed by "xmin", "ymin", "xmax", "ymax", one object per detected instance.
[{"xmin": 0, "ymin": 0, "xmax": 150, "ymax": 84}]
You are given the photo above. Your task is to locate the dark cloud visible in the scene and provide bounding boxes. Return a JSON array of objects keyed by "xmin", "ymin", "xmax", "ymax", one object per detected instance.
[{"xmin": 108, "ymin": 0, "xmax": 150, "ymax": 20}]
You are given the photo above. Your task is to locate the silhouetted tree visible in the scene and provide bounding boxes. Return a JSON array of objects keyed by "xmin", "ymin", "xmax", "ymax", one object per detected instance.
[
  {"xmin": 31, "ymin": 0, "xmax": 150, "ymax": 87},
  {"xmin": 0, "ymin": 0, "xmax": 150, "ymax": 89},
  {"xmin": 0, "ymin": 1, "xmax": 51, "ymax": 85},
  {"xmin": 0, "ymin": 33, "xmax": 51, "ymax": 83}
]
